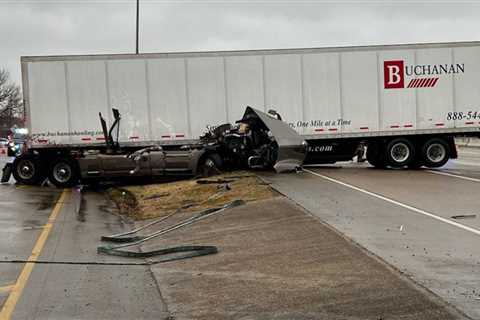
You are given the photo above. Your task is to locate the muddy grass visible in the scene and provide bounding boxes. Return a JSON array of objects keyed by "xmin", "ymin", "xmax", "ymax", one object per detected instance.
[{"xmin": 107, "ymin": 172, "xmax": 278, "ymax": 220}]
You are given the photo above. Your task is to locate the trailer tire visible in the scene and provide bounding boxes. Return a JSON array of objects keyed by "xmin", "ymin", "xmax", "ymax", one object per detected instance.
[
  {"xmin": 12, "ymin": 154, "xmax": 44, "ymax": 185},
  {"xmin": 386, "ymin": 138, "xmax": 415, "ymax": 168},
  {"xmin": 366, "ymin": 143, "xmax": 387, "ymax": 168},
  {"xmin": 198, "ymin": 153, "xmax": 222, "ymax": 177},
  {"xmin": 48, "ymin": 157, "xmax": 79, "ymax": 188},
  {"xmin": 407, "ymin": 156, "xmax": 424, "ymax": 169},
  {"xmin": 421, "ymin": 138, "xmax": 450, "ymax": 168}
]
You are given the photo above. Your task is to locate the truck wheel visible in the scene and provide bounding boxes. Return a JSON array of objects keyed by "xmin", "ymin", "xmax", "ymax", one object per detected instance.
[
  {"xmin": 386, "ymin": 138, "xmax": 415, "ymax": 168},
  {"xmin": 407, "ymin": 156, "xmax": 424, "ymax": 169},
  {"xmin": 48, "ymin": 158, "xmax": 79, "ymax": 188},
  {"xmin": 421, "ymin": 138, "xmax": 450, "ymax": 168},
  {"xmin": 12, "ymin": 154, "xmax": 44, "ymax": 185},
  {"xmin": 366, "ymin": 143, "xmax": 387, "ymax": 168},
  {"xmin": 199, "ymin": 154, "xmax": 222, "ymax": 177}
]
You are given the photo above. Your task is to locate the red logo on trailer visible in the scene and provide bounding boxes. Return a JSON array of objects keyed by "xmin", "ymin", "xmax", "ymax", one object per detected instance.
[
  {"xmin": 384, "ymin": 60, "xmax": 404, "ymax": 89},
  {"xmin": 383, "ymin": 59, "xmax": 464, "ymax": 89}
]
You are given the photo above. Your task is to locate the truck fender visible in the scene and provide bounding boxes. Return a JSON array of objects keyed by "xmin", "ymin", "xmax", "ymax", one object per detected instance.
[{"xmin": 446, "ymin": 136, "xmax": 458, "ymax": 159}]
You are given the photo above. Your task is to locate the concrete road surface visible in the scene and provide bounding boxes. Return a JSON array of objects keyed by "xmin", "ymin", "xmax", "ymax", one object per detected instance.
[
  {"xmin": 0, "ymin": 157, "xmax": 167, "ymax": 319},
  {"xmin": 261, "ymin": 146, "xmax": 480, "ymax": 319},
  {"xmin": 0, "ymin": 146, "xmax": 479, "ymax": 319}
]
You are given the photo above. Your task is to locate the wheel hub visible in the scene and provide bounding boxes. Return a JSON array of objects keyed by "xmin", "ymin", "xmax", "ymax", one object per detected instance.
[
  {"xmin": 53, "ymin": 163, "xmax": 72, "ymax": 183},
  {"xmin": 427, "ymin": 144, "xmax": 445, "ymax": 163},
  {"xmin": 17, "ymin": 160, "xmax": 35, "ymax": 180},
  {"xmin": 390, "ymin": 143, "xmax": 410, "ymax": 163}
]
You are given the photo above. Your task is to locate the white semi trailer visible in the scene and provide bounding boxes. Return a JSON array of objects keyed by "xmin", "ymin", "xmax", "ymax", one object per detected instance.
[{"xmin": 8, "ymin": 41, "xmax": 480, "ymax": 185}]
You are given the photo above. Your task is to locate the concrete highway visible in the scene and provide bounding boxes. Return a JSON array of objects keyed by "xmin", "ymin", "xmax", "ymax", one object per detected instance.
[
  {"xmin": 0, "ymin": 146, "xmax": 479, "ymax": 319},
  {"xmin": 262, "ymin": 146, "xmax": 480, "ymax": 319},
  {"xmin": 0, "ymin": 157, "xmax": 167, "ymax": 319}
]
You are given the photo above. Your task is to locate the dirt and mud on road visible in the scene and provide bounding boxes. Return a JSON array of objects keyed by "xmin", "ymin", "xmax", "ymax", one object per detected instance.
[{"xmin": 106, "ymin": 171, "xmax": 277, "ymax": 220}]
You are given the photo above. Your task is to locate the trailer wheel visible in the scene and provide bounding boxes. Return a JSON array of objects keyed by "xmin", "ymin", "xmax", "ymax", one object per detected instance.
[
  {"xmin": 386, "ymin": 138, "xmax": 415, "ymax": 168},
  {"xmin": 48, "ymin": 158, "xmax": 79, "ymax": 188},
  {"xmin": 198, "ymin": 153, "xmax": 222, "ymax": 177},
  {"xmin": 366, "ymin": 143, "xmax": 387, "ymax": 168},
  {"xmin": 12, "ymin": 154, "xmax": 44, "ymax": 185},
  {"xmin": 407, "ymin": 156, "xmax": 424, "ymax": 169},
  {"xmin": 421, "ymin": 138, "xmax": 450, "ymax": 168}
]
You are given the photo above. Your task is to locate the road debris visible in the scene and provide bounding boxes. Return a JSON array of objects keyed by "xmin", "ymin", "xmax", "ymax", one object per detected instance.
[
  {"xmin": 98, "ymin": 200, "xmax": 245, "ymax": 263},
  {"xmin": 196, "ymin": 179, "xmax": 235, "ymax": 184},
  {"xmin": 107, "ymin": 172, "xmax": 276, "ymax": 220},
  {"xmin": 451, "ymin": 214, "xmax": 477, "ymax": 219}
]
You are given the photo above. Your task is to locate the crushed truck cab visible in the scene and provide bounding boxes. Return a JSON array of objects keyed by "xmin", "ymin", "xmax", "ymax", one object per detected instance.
[{"xmin": 5, "ymin": 107, "xmax": 307, "ymax": 187}]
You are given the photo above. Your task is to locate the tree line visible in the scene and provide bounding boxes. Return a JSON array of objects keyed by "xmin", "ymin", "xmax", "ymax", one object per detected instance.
[{"xmin": 0, "ymin": 68, "xmax": 24, "ymax": 137}]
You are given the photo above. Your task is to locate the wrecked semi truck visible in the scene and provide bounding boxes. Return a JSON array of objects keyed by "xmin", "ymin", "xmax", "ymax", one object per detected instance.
[{"xmin": 8, "ymin": 41, "xmax": 480, "ymax": 186}]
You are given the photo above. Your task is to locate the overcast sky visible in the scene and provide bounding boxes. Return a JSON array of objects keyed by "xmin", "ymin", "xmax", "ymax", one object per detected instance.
[{"xmin": 1, "ymin": 0, "xmax": 480, "ymax": 85}]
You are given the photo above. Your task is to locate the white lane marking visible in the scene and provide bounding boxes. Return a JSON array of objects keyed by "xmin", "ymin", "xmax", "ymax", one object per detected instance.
[
  {"xmin": 427, "ymin": 170, "xmax": 480, "ymax": 183},
  {"xmin": 303, "ymin": 169, "xmax": 480, "ymax": 237}
]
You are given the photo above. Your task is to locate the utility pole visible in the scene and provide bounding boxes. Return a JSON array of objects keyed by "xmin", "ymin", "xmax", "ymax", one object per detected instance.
[{"xmin": 135, "ymin": 0, "xmax": 139, "ymax": 54}]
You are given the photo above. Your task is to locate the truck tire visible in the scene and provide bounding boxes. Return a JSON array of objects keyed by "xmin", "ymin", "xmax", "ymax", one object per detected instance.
[
  {"xmin": 366, "ymin": 142, "xmax": 387, "ymax": 168},
  {"xmin": 421, "ymin": 138, "xmax": 450, "ymax": 168},
  {"xmin": 407, "ymin": 156, "xmax": 424, "ymax": 169},
  {"xmin": 198, "ymin": 153, "xmax": 222, "ymax": 177},
  {"xmin": 385, "ymin": 138, "xmax": 415, "ymax": 168},
  {"xmin": 12, "ymin": 154, "xmax": 44, "ymax": 185},
  {"xmin": 48, "ymin": 157, "xmax": 80, "ymax": 188}
]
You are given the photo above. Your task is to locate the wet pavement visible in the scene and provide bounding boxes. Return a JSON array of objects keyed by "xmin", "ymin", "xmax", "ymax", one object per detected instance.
[
  {"xmin": 0, "ymin": 146, "xmax": 479, "ymax": 319},
  {"xmin": 261, "ymin": 146, "xmax": 480, "ymax": 319},
  {"xmin": 0, "ymin": 157, "xmax": 167, "ymax": 319},
  {"xmin": 146, "ymin": 197, "xmax": 463, "ymax": 320}
]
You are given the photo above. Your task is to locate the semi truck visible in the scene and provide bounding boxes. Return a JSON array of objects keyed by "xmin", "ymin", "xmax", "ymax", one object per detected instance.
[{"xmin": 6, "ymin": 41, "xmax": 480, "ymax": 186}]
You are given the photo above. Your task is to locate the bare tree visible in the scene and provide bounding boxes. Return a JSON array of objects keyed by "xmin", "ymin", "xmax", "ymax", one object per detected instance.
[{"xmin": 0, "ymin": 69, "xmax": 24, "ymax": 136}]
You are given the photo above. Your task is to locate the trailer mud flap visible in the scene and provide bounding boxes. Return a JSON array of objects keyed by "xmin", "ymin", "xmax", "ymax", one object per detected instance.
[{"xmin": 1, "ymin": 162, "xmax": 12, "ymax": 183}]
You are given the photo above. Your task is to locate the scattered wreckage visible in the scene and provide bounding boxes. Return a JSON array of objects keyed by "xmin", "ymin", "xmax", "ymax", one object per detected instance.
[{"xmin": 2, "ymin": 106, "xmax": 307, "ymax": 187}]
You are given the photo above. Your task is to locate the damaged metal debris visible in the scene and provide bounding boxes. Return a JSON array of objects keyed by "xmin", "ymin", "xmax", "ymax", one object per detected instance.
[
  {"xmin": 451, "ymin": 214, "xmax": 477, "ymax": 220},
  {"xmin": 98, "ymin": 200, "xmax": 246, "ymax": 263},
  {"xmin": 3, "ymin": 106, "xmax": 307, "ymax": 187},
  {"xmin": 200, "ymin": 107, "xmax": 307, "ymax": 174}
]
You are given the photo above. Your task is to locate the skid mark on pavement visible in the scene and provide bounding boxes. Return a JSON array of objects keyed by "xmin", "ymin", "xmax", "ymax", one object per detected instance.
[
  {"xmin": 0, "ymin": 189, "xmax": 70, "ymax": 320},
  {"xmin": 304, "ymin": 169, "xmax": 480, "ymax": 237}
]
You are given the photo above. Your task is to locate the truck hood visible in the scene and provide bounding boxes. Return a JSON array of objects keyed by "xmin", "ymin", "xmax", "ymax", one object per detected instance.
[{"xmin": 241, "ymin": 107, "xmax": 307, "ymax": 172}]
